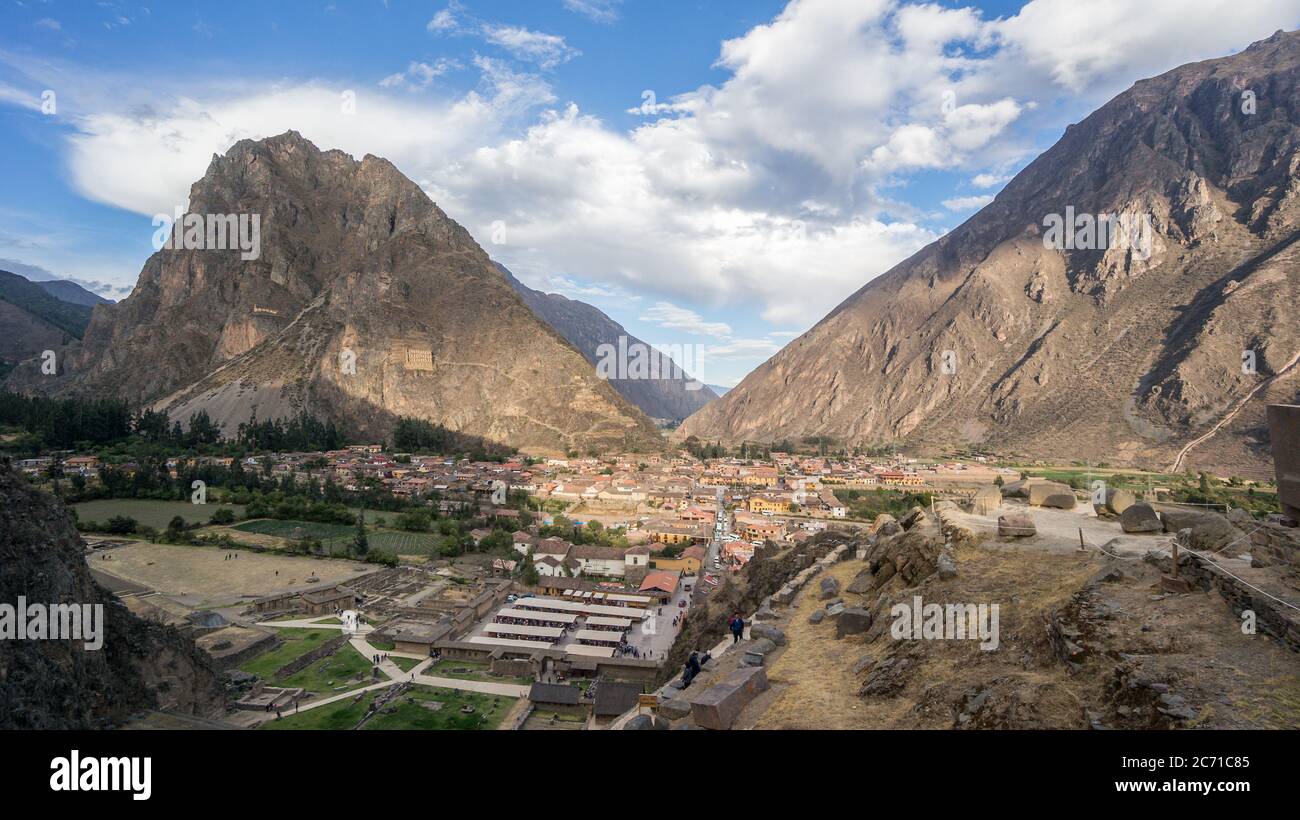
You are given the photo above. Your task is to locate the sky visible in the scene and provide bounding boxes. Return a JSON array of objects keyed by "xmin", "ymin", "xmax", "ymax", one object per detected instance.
[{"xmin": 1, "ymin": 1, "xmax": 1297, "ymax": 387}]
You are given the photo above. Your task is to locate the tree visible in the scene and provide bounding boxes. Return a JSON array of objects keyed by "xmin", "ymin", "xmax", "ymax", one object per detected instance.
[
  {"xmin": 353, "ymin": 509, "xmax": 369, "ymax": 556},
  {"xmin": 209, "ymin": 507, "xmax": 236, "ymax": 525}
]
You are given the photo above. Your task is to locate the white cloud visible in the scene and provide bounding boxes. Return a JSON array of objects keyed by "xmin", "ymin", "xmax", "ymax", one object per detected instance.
[
  {"xmin": 34, "ymin": 18, "xmax": 61, "ymax": 31},
  {"xmin": 427, "ymin": 9, "xmax": 458, "ymax": 33},
  {"xmin": 481, "ymin": 24, "xmax": 581, "ymax": 70},
  {"xmin": 563, "ymin": 0, "xmax": 622, "ymax": 24},
  {"xmin": 379, "ymin": 58, "xmax": 460, "ymax": 89},
  {"xmin": 943, "ymin": 195, "xmax": 994, "ymax": 211},
  {"xmin": 972, "ymin": 172, "xmax": 1010, "ymax": 189},
  {"xmin": 640, "ymin": 302, "xmax": 733, "ymax": 338},
  {"xmin": 5, "ymin": 0, "xmax": 1298, "ymax": 351}
]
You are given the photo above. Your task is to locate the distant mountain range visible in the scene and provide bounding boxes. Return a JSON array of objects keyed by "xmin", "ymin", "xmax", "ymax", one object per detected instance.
[
  {"xmin": 680, "ymin": 30, "xmax": 1300, "ymax": 477},
  {"xmin": 32, "ymin": 279, "xmax": 112, "ymax": 307},
  {"xmin": 0, "ymin": 269, "xmax": 106, "ymax": 374},
  {"xmin": 499, "ymin": 263, "xmax": 717, "ymax": 421}
]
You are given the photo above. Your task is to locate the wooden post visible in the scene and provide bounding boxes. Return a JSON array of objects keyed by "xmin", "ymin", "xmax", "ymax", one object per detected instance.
[
  {"xmin": 1078, "ymin": 527, "xmax": 1086, "ymax": 552},
  {"xmin": 1171, "ymin": 537, "xmax": 1179, "ymax": 578}
]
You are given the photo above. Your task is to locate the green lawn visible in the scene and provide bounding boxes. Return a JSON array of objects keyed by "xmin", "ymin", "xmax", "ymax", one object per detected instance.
[
  {"xmin": 239, "ymin": 629, "xmax": 337, "ymax": 679},
  {"xmin": 276, "ymin": 644, "xmax": 376, "ymax": 694},
  {"xmin": 390, "ymin": 656, "xmax": 422, "ymax": 673},
  {"xmin": 73, "ymin": 499, "xmax": 246, "ymax": 530},
  {"xmin": 260, "ymin": 686, "xmax": 514, "ymax": 730},
  {"xmin": 363, "ymin": 686, "xmax": 513, "ymax": 730},
  {"xmin": 426, "ymin": 658, "xmax": 531, "ymax": 686}
]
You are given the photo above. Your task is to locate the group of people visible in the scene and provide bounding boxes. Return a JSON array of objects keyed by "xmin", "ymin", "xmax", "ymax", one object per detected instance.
[{"xmin": 680, "ymin": 650, "xmax": 712, "ymax": 687}]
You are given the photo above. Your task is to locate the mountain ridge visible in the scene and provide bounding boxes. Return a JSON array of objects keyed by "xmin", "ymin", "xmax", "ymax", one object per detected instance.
[{"xmin": 678, "ymin": 29, "xmax": 1300, "ymax": 477}]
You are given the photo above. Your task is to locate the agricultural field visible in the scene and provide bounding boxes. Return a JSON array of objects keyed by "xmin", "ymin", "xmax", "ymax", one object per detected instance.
[
  {"xmin": 233, "ymin": 519, "xmax": 354, "ymax": 541},
  {"xmin": 73, "ymin": 499, "xmax": 245, "ymax": 529}
]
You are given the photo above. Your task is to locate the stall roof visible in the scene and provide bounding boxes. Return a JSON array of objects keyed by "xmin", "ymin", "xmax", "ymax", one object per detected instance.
[
  {"xmin": 496, "ymin": 608, "xmax": 578, "ymax": 625},
  {"xmin": 585, "ymin": 616, "xmax": 632, "ymax": 628},
  {"xmin": 575, "ymin": 629, "xmax": 623, "ymax": 644},
  {"xmin": 484, "ymin": 623, "xmax": 564, "ymax": 639},
  {"xmin": 468, "ymin": 636, "xmax": 553, "ymax": 650},
  {"xmin": 565, "ymin": 644, "xmax": 615, "ymax": 658}
]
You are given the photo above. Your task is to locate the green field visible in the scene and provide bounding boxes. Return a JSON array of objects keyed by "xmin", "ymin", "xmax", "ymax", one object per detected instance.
[
  {"xmin": 239, "ymin": 628, "xmax": 338, "ymax": 679},
  {"xmin": 260, "ymin": 685, "xmax": 513, "ymax": 730},
  {"xmin": 426, "ymin": 658, "xmax": 531, "ymax": 686},
  {"xmin": 233, "ymin": 519, "xmax": 355, "ymax": 541},
  {"xmin": 276, "ymin": 644, "xmax": 376, "ymax": 694},
  {"xmin": 73, "ymin": 499, "xmax": 246, "ymax": 530},
  {"xmin": 360, "ymin": 531, "xmax": 443, "ymax": 555}
]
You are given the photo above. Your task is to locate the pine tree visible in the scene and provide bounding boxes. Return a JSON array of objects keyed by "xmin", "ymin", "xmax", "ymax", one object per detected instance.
[{"xmin": 353, "ymin": 509, "xmax": 369, "ymax": 556}]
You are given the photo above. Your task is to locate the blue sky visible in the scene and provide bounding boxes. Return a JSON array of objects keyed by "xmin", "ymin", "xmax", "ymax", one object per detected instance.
[{"xmin": 1, "ymin": 0, "xmax": 1297, "ymax": 386}]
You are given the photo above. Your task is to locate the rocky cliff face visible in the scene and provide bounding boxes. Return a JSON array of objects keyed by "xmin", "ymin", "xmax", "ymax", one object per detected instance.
[
  {"xmin": 0, "ymin": 463, "xmax": 224, "ymax": 728},
  {"xmin": 680, "ymin": 30, "xmax": 1300, "ymax": 476},
  {"xmin": 10, "ymin": 132, "xmax": 662, "ymax": 455},
  {"xmin": 499, "ymin": 263, "xmax": 717, "ymax": 421}
]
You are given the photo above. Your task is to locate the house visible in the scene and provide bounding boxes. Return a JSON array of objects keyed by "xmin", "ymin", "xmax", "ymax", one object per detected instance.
[
  {"xmin": 512, "ymin": 531, "xmax": 538, "ymax": 556},
  {"xmin": 593, "ymin": 682, "xmax": 644, "ymax": 721},
  {"xmin": 651, "ymin": 545, "xmax": 704, "ymax": 575},
  {"xmin": 638, "ymin": 570, "xmax": 680, "ymax": 598},
  {"xmin": 528, "ymin": 683, "xmax": 586, "ymax": 718},
  {"xmin": 623, "ymin": 544, "xmax": 651, "ymax": 571},
  {"xmin": 570, "ymin": 544, "xmax": 627, "ymax": 578}
]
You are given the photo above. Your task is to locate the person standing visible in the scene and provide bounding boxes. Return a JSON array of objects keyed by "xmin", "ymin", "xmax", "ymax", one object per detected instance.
[{"xmin": 729, "ymin": 612, "xmax": 744, "ymax": 644}]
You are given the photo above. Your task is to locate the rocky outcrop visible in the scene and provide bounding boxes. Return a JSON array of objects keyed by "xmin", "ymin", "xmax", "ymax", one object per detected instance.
[
  {"xmin": 0, "ymin": 462, "xmax": 225, "ymax": 728},
  {"xmin": 9, "ymin": 133, "xmax": 663, "ymax": 455},
  {"xmin": 678, "ymin": 31, "xmax": 1300, "ymax": 476}
]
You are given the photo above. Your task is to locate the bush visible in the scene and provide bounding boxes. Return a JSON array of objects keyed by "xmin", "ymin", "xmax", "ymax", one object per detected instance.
[
  {"xmin": 105, "ymin": 515, "xmax": 138, "ymax": 534},
  {"xmin": 209, "ymin": 507, "xmax": 237, "ymax": 525}
]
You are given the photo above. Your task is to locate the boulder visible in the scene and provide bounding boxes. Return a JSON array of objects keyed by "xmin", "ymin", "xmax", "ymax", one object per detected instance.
[
  {"xmin": 970, "ymin": 485, "xmax": 1002, "ymax": 516},
  {"xmin": 818, "ymin": 576, "xmax": 840, "ymax": 600},
  {"xmin": 1094, "ymin": 488, "xmax": 1136, "ymax": 516},
  {"xmin": 870, "ymin": 513, "xmax": 898, "ymax": 535},
  {"xmin": 658, "ymin": 698, "xmax": 692, "ymax": 720},
  {"xmin": 688, "ymin": 667, "xmax": 769, "ymax": 730},
  {"xmin": 808, "ymin": 610, "xmax": 826, "ymax": 625},
  {"xmin": 623, "ymin": 714, "xmax": 669, "ymax": 730},
  {"xmin": 1027, "ymin": 481, "xmax": 1074, "ymax": 507},
  {"xmin": 998, "ymin": 514, "xmax": 1036, "ymax": 538},
  {"xmin": 825, "ymin": 601, "xmax": 846, "ymax": 617},
  {"xmin": 1121, "ymin": 503, "xmax": 1163, "ymax": 533},
  {"xmin": 936, "ymin": 552, "xmax": 958, "ymax": 579},
  {"xmin": 1003, "ymin": 478, "xmax": 1044, "ymax": 499},
  {"xmin": 1040, "ymin": 491, "xmax": 1077, "ymax": 510},
  {"xmin": 836, "ymin": 607, "xmax": 872, "ymax": 638},
  {"xmin": 749, "ymin": 624, "xmax": 786, "ymax": 646}
]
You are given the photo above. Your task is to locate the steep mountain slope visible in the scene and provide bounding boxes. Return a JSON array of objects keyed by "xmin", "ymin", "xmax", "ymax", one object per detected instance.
[
  {"xmin": 679, "ymin": 30, "xmax": 1300, "ymax": 477},
  {"xmin": 35, "ymin": 278, "xmax": 112, "ymax": 307},
  {"xmin": 0, "ymin": 269, "xmax": 94, "ymax": 338},
  {"xmin": 0, "ymin": 269, "xmax": 93, "ymax": 376},
  {"xmin": 498, "ymin": 263, "xmax": 717, "ymax": 420},
  {"xmin": 0, "ymin": 462, "xmax": 224, "ymax": 728},
  {"xmin": 8, "ymin": 132, "xmax": 662, "ymax": 454}
]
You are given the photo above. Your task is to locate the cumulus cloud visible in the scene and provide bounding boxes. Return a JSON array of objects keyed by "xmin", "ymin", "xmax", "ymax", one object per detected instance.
[{"xmin": 4, "ymin": 0, "xmax": 1298, "ymax": 351}]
